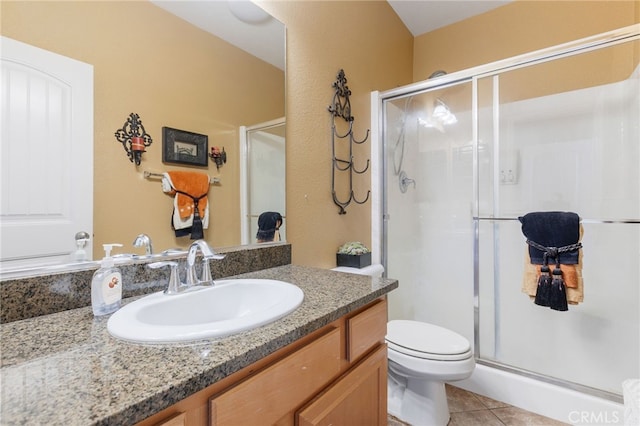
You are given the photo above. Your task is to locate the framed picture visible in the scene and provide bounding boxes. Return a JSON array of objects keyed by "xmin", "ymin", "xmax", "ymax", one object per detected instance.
[{"xmin": 162, "ymin": 127, "xmax": 208, "ymax": 166}]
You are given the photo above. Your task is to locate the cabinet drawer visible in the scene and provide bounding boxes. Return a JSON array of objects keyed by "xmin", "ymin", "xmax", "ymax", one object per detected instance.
[
  {"xmin": 347, "ymin": 299, "xmax": 387, "ymax": 362},
  {"xmin": 209, "ymin": 327, "xmax": 341, "ymax": 425}
]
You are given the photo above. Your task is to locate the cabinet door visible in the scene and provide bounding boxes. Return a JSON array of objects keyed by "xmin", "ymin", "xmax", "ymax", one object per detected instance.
[
  {"xmin": 210, "ymin": 327, "xmax": 341, "ymax": 425},
  {"xmin": 347, "ymin": 299, "xmax": 387, "ymax": 362},
  {"xmin": 154, "ymin": 412, "xmax": 186, "ymax": 426},
  {"xmin": 296, "ymin": 344, "xmax": 387, "ymax": 426}
]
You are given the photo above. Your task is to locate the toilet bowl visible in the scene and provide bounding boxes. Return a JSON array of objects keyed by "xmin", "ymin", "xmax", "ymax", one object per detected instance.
[{"xmin": 386, "ymin": 319, "xmax": 475, "ymax": 426}]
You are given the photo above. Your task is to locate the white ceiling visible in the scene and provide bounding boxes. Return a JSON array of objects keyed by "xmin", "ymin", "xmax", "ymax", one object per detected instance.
[
  {"xmin": 151, "ymin": 1, "xmax": 514, "ymax": 71},
  {"xmin": 388, "ymin": 0, "xmax": 513, "ymax": 36},
  {"xmin": 150, "ymin": 0, "xmax": 286, "ymax": 70}
]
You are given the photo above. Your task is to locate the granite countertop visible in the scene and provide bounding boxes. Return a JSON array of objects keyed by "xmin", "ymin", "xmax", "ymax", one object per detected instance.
[{"xmin": 0, "ymin": 264, "xmax": 398, "ymax": 425}]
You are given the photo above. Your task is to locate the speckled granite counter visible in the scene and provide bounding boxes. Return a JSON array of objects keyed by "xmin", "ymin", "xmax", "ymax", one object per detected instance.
[
  {"xmin": 1, "ymin": 243, "xmax": 292, "ymax": 323},
  {"xmin": 0, "ymin": 264, "xmax": 398, "ymax": 425}
]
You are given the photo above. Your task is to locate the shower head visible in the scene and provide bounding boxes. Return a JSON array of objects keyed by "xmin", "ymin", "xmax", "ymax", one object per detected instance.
[
  {"xmin": 428, "ymin": 70, "xmax": 447, "ymax": 79},
  {"xmin": 432, "ymin": 98, "xmax": 457, "ymax": 125},
  {"xmin": 419, "ymin": 98, "xmax": 458, "ymax": 130},
  {"xmin": 426, "ymin": 71, "xmax": 457, "ymax": 124}
]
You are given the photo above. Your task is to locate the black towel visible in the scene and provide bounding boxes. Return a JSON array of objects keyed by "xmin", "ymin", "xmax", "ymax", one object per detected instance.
[
  {"xmin": 256, "ymin": 212, "xmax": 283, "ymax": 242},
  {"xmin": 519, "ymin": 211, "xmax": 582, "ymax": 312},
  {"xmin": 519, "ymin": 211, "xmax": 581, "ymax": 265},
  {"xmin": 172, "ymin": 189, "xmax": 206, "ymax": 240}
]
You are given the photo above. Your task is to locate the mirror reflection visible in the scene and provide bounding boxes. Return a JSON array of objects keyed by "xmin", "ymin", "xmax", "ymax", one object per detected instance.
[
  {"xmin": 256, "ymin": 212, "xmax": 284, "ymax": 243},
  {"xmin": 0, "ymin": 1, "xmax": 285, "ymax": 276},
  {"xmin": 241, "ymin": 118, "xmax": 286, "ymax": 245}
]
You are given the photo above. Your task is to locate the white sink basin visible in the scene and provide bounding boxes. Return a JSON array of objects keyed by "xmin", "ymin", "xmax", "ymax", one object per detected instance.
[{"xmin": 107, "ymin": 279, "xmax": 304, "ymax": 343}]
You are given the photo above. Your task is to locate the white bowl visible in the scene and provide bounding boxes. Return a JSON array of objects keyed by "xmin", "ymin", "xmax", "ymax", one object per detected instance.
[{"xmin": 107, "ymin": 278, "xmax": 304, "ymax": 343}]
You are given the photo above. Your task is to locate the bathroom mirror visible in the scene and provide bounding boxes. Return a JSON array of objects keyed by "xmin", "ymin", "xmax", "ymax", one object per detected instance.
[{"xmin": 0, "ymin": 1, "xmax": 285, "ymax": 277}]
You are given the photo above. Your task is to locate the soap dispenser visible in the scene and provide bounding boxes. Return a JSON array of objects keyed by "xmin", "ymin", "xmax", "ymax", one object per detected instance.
[{"xmin": 91, "ymin": 243, "xmax": 123, "ymax": 316}]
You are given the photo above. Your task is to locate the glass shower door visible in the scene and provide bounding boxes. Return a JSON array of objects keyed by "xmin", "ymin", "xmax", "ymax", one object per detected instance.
[
  {"xmin": 384, "ymin": 81, "xmax": 475, "ymax": 343},
  {"xmin": 476, "ymin": 38, "xmax": 640, "ymax": 397},
  {"xmin": 380, "ymin": 26, "xmax": 639, "ymax": 403}
]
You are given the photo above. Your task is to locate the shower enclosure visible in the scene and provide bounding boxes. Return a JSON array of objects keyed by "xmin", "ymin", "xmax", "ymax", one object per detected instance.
[
  {"xmin": 240, "ymin": 118, "xmax": 286, "ymax": 244},
  {"xmin": 373, "ymin": 24, "xmax": 639, "ymax": 409}
]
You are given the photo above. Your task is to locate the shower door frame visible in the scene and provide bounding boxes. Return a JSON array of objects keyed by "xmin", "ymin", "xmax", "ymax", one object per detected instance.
[{"xmin": 372, "ymin": 23, "xmax": 640, "ymax": 403}]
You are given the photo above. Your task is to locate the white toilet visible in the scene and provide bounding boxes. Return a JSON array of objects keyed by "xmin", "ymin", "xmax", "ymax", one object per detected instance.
[{"xmin": 386, "ymin": 319, "xmax": 475, "ymax": 426}]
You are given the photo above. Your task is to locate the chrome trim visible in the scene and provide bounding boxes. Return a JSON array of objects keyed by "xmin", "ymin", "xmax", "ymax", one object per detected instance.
[
  {"xmin": 378, "ymin": 24, "xmax": 639, "ymax": 101},
  {"xmin": 475, "ymin": 217, "xmax": 640, "ymax": 224},
  {"xmin": 491, "ymin": 74, "xmax": 502, "ymax": 358},
  {"xmin": 472, "ymin": 76, "xmax": 481, "ymax": 357}
]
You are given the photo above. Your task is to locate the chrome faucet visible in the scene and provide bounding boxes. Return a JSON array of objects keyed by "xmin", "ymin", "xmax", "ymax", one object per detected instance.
[
  {"xmin": 147, "ymin": 240, "xmax": 224, "ymax": 295},
  {"xmin": 133, "ymin": 233, "xmax": 153, "ymax": 256},
  {"xmin": 185, "ymin": 240, "xmax": 225, "ymax": 287}
]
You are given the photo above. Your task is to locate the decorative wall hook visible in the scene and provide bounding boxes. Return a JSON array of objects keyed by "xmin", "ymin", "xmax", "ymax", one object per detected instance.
[
  {"xmin": 328, "ymin": 69, "xmax": 353, "ymax": 122},
  {"xmin": 114, "ymin": 113, "xmax": 153, "ymax": 166},
  {"xmin": 209, "ymin": 146, "xmax": 227, "ymax": 170},
  {"xmin": 328, "ymin": 69, "xmax": 370, "ymax": 215}
]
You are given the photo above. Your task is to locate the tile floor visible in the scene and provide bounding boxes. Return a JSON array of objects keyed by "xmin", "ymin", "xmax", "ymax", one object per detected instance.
[{"xmin": 387, "ymin": 384, "xmax": 568, "ymax": 426}]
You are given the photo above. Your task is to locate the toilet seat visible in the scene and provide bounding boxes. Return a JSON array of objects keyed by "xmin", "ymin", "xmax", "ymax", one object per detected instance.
[
  {"xmin": 386, "ymin": 320, "xmax": 472, "ymax": 361},
  {"xmin": 386, "ymin": 320, "xmax": 476, "ymax": 426}
]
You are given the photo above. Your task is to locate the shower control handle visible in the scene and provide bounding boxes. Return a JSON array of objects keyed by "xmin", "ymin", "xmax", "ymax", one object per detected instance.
[{"xmin": 399, "ymin": 171, "xmax": 416, "ymax": 193}]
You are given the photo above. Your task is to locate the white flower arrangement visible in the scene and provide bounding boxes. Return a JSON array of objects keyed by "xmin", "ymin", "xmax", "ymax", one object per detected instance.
[{"xmin": 337, "ymin": 242, "xmax": 370, "ymax": 255}]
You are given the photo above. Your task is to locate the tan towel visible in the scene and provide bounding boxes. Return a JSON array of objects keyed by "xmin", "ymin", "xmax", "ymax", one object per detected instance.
[
  {"xmin": 521, "ymin": 224, "xmax": 584, "ymax": 305},
  {"xmin": 522, "ymin": 250, "xmax": 584, "ymax": 304}
]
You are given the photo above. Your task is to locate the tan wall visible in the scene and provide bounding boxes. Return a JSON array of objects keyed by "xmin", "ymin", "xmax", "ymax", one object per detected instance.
[
  {"xmin": 258, "ymin": 1, "xmax": 414, "ymax": 268},
  {"xmin": 4, "ymin": 0, "xmax": 635, "ymax": 270},
  {"xmin": 1, "ymin": 1, "xmax": 284, "ymax": 257},
  {"xmin": 413, "ymin": 0, "xmax": 640, "ymax": 81},
  {"xmin": 260, "ymin": 0, "xmax": 639, "ymax": 269}
]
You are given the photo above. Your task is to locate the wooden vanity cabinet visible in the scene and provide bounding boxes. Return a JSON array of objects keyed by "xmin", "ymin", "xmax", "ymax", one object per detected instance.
[
  {"xmin": 209, "ymin": 326, "xmax": 343, "ymax": 425},
  {"xmin": 296, "ymin": 344, "xmax": 387, "ymax": 426},
  {"xmin": 139, "ymin": 298, "xmax": 388, "ymax": 426},
  {"xmin": 154, "ymin": 413, "xmax": 187, "ymax": 426}
]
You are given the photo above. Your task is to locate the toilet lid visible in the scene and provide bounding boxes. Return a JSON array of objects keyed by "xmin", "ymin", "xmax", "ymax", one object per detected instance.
[{"xmin": 386, "ymin": 320, "xmax": 471, "ymax": 361}]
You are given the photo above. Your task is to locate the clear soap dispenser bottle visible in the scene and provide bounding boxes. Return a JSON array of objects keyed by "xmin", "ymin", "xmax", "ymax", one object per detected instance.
[{"xmin": 91, "ymin": 243, "xmax": 123, "ymax": 316}]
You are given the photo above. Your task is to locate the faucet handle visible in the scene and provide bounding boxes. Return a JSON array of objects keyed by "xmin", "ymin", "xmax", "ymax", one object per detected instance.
[
  {"xmin": 148, "ymin": 261, "xmax": 181, "ymax": 295},
  {"xmin": 200, "ymin": 258, "xmax": 213, "ymax": 285},
  {"xmin": 201, "ymin": 252, "xmax": 225, "ymax": 284},
  {"xmin": 199, "ymin": 251, "xmax": 225, "ymax": 283}
]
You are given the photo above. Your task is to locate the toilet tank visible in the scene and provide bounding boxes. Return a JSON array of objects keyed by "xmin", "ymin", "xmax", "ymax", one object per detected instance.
[{"xmin": 331, "ymin": 264, "xmax": 384, "ymax": 277}]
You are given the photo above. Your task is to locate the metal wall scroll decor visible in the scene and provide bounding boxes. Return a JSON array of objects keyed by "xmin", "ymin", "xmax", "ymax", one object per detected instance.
[
  {"xmin": 209, "ymin": 146, "xmax": 227, "ymax": 170},
  {"xmin": 328, "ymin": 69, "xmax": 370, "ymax": 214},
  {"xmin": 114, "ymin": 113, "xmax": 153, "ymax": 166}
]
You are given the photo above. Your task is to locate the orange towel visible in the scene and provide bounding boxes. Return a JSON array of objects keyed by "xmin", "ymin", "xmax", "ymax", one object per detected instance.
[
  {"xmin": 522, "ymin": 251, "xmax": 584, "ymax": 304},
  {"xmin": 165, "ymin": 171, "xmax": 209, "ymax": 220}
]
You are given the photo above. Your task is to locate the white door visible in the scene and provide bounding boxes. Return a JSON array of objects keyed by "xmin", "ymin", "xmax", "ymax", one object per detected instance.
[
  {"xmin": 240, "ymin": 118, "xmax": 286, "ymax": 244},
  {"xmin": 1, "ymin": 36, "xmax": 93, "ymax": 269}
]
